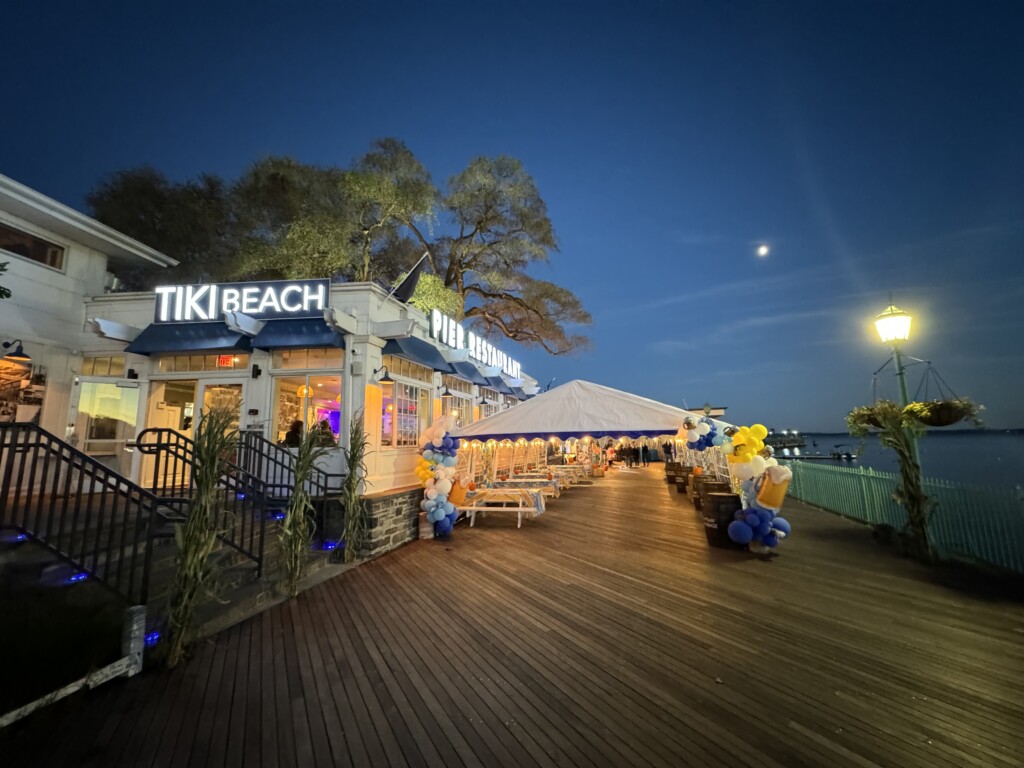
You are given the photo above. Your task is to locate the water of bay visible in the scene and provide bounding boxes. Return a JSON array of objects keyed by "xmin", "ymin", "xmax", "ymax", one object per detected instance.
[{"xmin": 788, "ymin": 430, "xmax": 1024, "ymax": 490}]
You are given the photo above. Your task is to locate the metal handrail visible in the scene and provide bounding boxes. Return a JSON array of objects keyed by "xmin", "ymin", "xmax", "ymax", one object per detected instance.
[
  {"xmin": 0, "ymin": 423, "xmax": 162, "ymax": 604},
  {"xmin": 236, "ymin": 429, "xmax": 346, "ymax": 500},
  {"xmin": 135, "ymin": 428, "xmax": 268, "ymax": 576}
]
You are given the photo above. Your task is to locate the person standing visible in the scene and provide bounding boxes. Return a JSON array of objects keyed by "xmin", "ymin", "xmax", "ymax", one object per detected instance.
[{"xmin": 641, "ymin": 444, "xmax": 650, "ymax": 467}]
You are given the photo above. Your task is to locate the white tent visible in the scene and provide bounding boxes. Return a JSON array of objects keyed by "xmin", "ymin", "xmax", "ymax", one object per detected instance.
[{"xmin": 453, "ymin": 379, "xmax": 725, "ymax": 441}]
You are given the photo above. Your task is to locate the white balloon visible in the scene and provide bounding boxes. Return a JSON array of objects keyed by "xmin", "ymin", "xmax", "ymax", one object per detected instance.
[
  {"xmin": 765, "ymin": 457, "xmax": 779, "ymax": 468},
  {"xmin": 720, "ymin": 442, "xmax": 735, "ymax": 456},
  {"xmin": 686, "ymin": 430, "xmax": 699, "ymax": 442},
  {"xmin": 749, "ymin": 456, "xmax": 767, "ymax": 476},
  {"xmin": 426, "ymin": 489, "xmax": 438, "ymax": 499},
  {"xmin": 696, "ymin": 423, "xmax": 711, "ymax": 436},
  {"xmin": 733, "ymin": 463, "xmax": 755, "ymax": 481},
  {"xmin": 435, "ymin": 479, "xmax": 453, "ymax": 494},
  {"xmin": 432, "ymin": 437, "xmax": 444, "ymax": 448}
]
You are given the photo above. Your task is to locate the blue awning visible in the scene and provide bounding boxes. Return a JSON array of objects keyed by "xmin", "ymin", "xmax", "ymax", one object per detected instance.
[
  {"xmin": 125, "ymin": 322, "xmax": 252, "ymax": 355},
  {"xmin": 383, "ymin": 337, "xmax": 452, "ymax": 372},
  {"xmin": 450, "ymin": 361, "xmax": 489, "ymax": 386},
  {"xmin": 486, "ymin": 376, "xmax": 515, "ymax": 395},
  {"xmin": 251, "ymin": 318, "xmax": 345, "ymax": 350},
  {"xmin": 511, "ymin": 387, "xmax": 531, "ymax": 401}
]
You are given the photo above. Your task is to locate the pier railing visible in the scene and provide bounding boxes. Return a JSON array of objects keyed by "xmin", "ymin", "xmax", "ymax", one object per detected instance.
[{"xmin": 784, "ymin": 461, "xmax": 1024, "ymax": 574}]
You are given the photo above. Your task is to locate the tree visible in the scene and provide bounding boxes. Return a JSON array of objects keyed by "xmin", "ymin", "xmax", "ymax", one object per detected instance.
[
  {"xmin": 0, "ymin": 262, "xmax": 10, "ymax": 299},
  {"xmin": 86, "ymin": 167, "xmax": 233, "ymax": 289},
  {"xmin": 342, "ymin": 138, "xmax": 435, "ymax": 282},
  {"xmin": 230, "ymin": 157, "xmax": 353, "ymax": 280},
  {"xmin": 406, "ymin": 156, "xmax": 590, "ymax": 354}
]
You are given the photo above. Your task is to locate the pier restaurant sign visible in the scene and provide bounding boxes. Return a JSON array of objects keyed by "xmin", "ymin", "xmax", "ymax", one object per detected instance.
[
  {"xmin": 153, "ymin": 280, "xmax": 329, "ymax": 323},
  {"xmin": 430, "ymin": 310, "xmax": 521, "ymax": 379}
]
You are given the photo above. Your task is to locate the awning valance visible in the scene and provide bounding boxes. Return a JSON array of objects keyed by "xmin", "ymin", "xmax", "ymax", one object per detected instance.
[
  {"xmin": 450, "ymin": 361, "xmax": 490, "ymax": 386},
  {"xmin": 486, "ymin": 376, "xmax": 515, "ymax": 395},
  {"xmin": 511, "ymin": 387, "xmax": 531, "ymax": 401},
  {"xmin": 124, "ymin": 322, "xmax": 251, "ymax": 355},
  {"xmin": 383, "ymin": 337, "xmax": 452, "ymax": 372},
  {"xmin": 251, "ymin": 318, "xmax": 345, "ymax": 350}
]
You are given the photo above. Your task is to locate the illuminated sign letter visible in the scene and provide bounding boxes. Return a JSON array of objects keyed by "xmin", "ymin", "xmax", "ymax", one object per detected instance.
[{"xmin": 280, "ymin": 285, "xmax": 302, "ymax": 312}]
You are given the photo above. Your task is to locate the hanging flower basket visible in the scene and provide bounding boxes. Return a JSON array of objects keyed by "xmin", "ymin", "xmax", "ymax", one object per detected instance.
[{"xmin": 903, "ymin": 399, "xmax": 983, "ymax": 428}]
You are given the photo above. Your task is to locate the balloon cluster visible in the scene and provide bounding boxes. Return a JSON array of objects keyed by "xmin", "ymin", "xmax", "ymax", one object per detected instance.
[
  {"xmin": 729, "ymin": 483, "xmax": 790, "ymax": 548},
  {"xmin": 719, "ymin": 423, "xmax": 775, "ymax": 481},
  {"xmin": 681, "ymin": 416, "xmax": 720, "ymax": 451},
  {"xmin": 416, "ymin": 417, "xmax": 466, "ymax": 538}
]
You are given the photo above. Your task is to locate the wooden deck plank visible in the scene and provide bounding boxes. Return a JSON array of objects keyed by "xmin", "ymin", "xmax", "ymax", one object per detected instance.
[{"xmin": 2, "ymin": 464, "xmax": 1023, "ymax": 767}]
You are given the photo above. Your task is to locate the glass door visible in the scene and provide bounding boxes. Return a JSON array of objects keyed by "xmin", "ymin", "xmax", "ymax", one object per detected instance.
[
  {"xmin": 199, "ymin": 382, "xmax": 244, "ymax": 429},
  {"xmin": 66, "ymin": 379, "xmax": 140, "ymax": 477}
]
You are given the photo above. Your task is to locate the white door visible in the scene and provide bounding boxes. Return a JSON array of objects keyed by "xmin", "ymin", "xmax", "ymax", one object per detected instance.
[{"xmin": 66, "ymin": 378, "xmax": 141, "ymax": 477}]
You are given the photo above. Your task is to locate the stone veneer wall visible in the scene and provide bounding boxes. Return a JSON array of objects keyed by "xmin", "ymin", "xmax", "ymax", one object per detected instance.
[{"xmin": 361, "ymin": 485, "xmax": 424, "ymax": 557}]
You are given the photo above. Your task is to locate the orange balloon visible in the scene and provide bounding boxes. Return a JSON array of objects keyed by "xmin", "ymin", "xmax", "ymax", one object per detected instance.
[
  {"xmin": 468, "ymin": 482, "xmax": 476, "ymax": 491},
  {"xmin": 693, "ymin": 466, "xmax": 704, "ymax": 475}
]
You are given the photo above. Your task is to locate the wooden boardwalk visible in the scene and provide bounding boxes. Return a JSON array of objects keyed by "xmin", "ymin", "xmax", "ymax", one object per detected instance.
[{"xmin": 2, "ymin": 464, "xmax": 1023, "ymax": 767}]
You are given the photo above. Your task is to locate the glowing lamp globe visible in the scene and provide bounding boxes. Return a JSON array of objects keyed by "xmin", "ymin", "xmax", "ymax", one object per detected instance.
[{"xmin": 874, "ymin": 304, "xmax": 912, "ymax": 344}]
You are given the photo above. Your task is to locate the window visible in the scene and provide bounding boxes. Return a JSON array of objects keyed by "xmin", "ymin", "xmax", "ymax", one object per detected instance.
[
  {"xmin": 81, "ymin": 355, "xmax": 126, "ymax": 377},
  {"xmin": 480, "ymin": 387, "xmax": 500, "ymax": 419},
  {"xmin": 381, "ymin": 354, "xmax": 432, "ymax": 384},
  {"xmin": 0, "ymin": 221, "xmax": 65, "ymax": 270},
  {"xmin": 157, "ymin": 354, "xmax": 250, "ymax": 372},
  {"xmin": 272, "ymin": 374, "xmax": 342, "ymax": 446},
  {"xmin": 381, "ymin": 382, "xmax": 429, "ymax": 448},
  {"xmin": 441, "ymin": 374, "xmax": 473, "ymax": 430},
  {"xmin": 272, "ymin": 348, "xmax": 342, "ymax": 370}
]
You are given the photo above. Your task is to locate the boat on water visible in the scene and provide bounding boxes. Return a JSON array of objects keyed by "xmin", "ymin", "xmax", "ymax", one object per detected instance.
[
  {"xmin": 766, "ymin": 430, "xmax": 858, "ymax": 462},
  {"xmin": 765, "ymin": 429, "xmax": 806, "ymax": 450}
]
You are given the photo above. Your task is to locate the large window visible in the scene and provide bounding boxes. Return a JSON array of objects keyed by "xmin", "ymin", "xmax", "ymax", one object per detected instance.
[
  {"xmin": 0, "ymin": 221, "xmax": 65, "ymax": 270},
  {"xmin": 381, "ymin": 382, "xmax": 429, "ymax": 448},
  {"xmin": 157, "ymin": 353, "xmax": 250, "ymax": 373},
  {"xmin": 271, "ymin": 348, "xmax": 343, "ymax": 447},
  {"xmin": 81, "ymin": 355, "xmax": 126, "ymax": 377},
  {"xmin": 441, "ymin": 374, "xmax": 474, "ymax": 430},
  {"xmin": 379, "ymin": 354, "xmax": 432, "ymax": 449},
  {"xmin": 479, "ymin": 387, "xmax": 501, "ymax": 419}
]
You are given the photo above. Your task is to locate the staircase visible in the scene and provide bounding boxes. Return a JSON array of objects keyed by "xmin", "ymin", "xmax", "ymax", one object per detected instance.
[{"xmin": 1, "ymin": 424, "xmax": 342, "ymax": 634}]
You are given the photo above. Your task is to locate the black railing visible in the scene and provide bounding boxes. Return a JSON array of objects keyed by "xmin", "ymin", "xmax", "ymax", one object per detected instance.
[
  {"xmin": 135, "ymin": 428, "xmax": 268, "ymax": 576},
  {"xmin": 0, "ymin": 423, "xmax": 160, "ymax": 604},
  {"xmin": 236, "ymin": 430, "xmax": 346, "ymax": 501}
]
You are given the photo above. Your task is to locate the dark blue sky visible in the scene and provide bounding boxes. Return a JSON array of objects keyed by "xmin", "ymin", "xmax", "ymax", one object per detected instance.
[{"xmin": 4, "ymin": 1, "xmax": 1023, "ymax": 430}]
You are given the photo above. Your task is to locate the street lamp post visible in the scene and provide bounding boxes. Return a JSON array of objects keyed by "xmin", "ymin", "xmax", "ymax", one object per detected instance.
[{"xmin": 874, "ymin": 303, "xmax": 922, "ymax": 468}]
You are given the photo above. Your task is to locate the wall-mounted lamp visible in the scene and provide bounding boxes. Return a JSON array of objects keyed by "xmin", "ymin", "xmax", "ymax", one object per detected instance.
[
  {"xmin": 374, "ymin": 365, "xmax": 394, "ymax": 399},
  {"xmin": 439, "ymin": 384, "xmax": 454, "ymax": 402},
  {"xmin": 479, "ymin": 396, "xmax": 491, "ymax": 407},
  {"xmin": 2, "ymin": 339, "xmax": 31, "ymax": 363},
  {"xmin": 126, "ymin": 368, "xmax": 139, "ymax": 380},
  {"xmin": 251, "ymin": 364, "xmax": 262, "ymax": 379}
]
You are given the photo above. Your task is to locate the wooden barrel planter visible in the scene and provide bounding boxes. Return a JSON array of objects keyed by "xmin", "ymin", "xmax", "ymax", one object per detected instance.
[
  {"xmin": 696, "ymin": 480, "xmax": 732, "ymax": 512},
  {"xmin": 675, "ymin": 466, "xmax": 694, "ymax": 493},
  {"xmin": 703, "ymin": 492, "xmax": 743, "ymax": 548}
]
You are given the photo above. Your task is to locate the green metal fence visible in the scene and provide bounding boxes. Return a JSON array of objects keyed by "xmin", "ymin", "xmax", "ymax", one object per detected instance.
[{"xmin": 784, "ymin": 461, "xmax": 1024, "ymax": 574}]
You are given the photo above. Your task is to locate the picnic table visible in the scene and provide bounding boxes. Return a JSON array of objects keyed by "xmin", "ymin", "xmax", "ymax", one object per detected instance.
[{"xmin": 456, "ymin": 487, "xmax": 546, "ymax": 529}]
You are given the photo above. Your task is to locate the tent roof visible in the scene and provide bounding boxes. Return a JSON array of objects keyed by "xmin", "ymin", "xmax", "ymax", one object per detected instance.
[{"xmin": 453, "ymin": 379, "xmax": 723, "ymax": 441}]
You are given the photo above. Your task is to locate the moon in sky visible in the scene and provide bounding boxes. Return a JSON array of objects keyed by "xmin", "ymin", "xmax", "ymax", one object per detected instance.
[{"xmin": 756, "ymin": 244, "xmax": 770, "ymax": 257}]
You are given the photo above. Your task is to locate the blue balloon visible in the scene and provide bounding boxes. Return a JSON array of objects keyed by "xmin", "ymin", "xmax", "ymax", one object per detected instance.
[
  {"xmin": 435, "ymin": 517, "xmax": 452, "ymax": 535},
  {"xmin": 442, "ymin": 436, "xmax": 453, "ymax": 449},
  {"xmin": 434, "ymin": 493, "xmax": 447, "ymax": 505},
  {"xmin": 734, "ymin": 510, "xmax": 746, "ymax": 521},
  {"xmin": 444, "ymin": 502, "xmax": 455, "ymax": 516},
  {"xmin": 756, "ymin": 509, "xmax": 772, "ymax": 524},
  {"xmin": 728, "ymin": 520, "xmax": 754, "ymax": 544},
  {"xmin": 687, "ymin": 441, "xmax": 699, "ymax": 450},
  {"xmin": 757, "ymin": 521, "xmax": 773, "ymax": 537},
  {"xmin": 772, "ymin": 517, "xmax": 792, "ymax": 536},
  {"xmin": 446, "ymin": 510, "xmax": 458, "ymax": 522},
  {"xmin": 422, "ymin": 449, "xmax": 434, "ymax": 461},
  {"xmin": 451, "ymin": 438, "xmax": 461, "ymax": 449},
  {"xmin": 763, "ymin": 533, "xmax": 779, "ymax": 548},
  {"xmin": 419, "ymin": 500, "xmax": 432, "ymax": 512},
  {"xmin": 745, "ymin": 513, "xmax": 760, "ymax": 527},
  {"xmin": 443, "ymin": 456, "xmax": 458, "ymax": 467}
]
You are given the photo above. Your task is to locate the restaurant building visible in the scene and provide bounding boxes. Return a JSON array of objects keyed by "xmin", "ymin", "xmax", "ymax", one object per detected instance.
[{"xmin": 1, "ymin": 174, "xmax": 536, "ymax": 509}]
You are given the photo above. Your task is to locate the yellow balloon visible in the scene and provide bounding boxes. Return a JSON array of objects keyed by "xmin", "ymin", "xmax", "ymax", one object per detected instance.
[
  {"xmin": 750, "ymin": 439, "xmax": 764, "ymax": 452},
  {"xmin": 750, "ymin": 424, "xmax": 768, "ymax": 440},
  {"xmin": 739, "ymin": 426, "xmax": 751, "ymax": 435}
]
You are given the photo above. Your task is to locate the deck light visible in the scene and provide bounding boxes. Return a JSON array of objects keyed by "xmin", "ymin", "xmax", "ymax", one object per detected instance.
[{"xmin": 874, "ymin": 304, "xmax": 912, "ymax": 344}]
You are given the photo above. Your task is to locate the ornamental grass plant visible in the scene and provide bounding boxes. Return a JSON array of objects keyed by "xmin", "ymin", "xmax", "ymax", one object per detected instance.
[
  {"xmin": 165, "ymin": 406, "xmax": 238, "ymax": 668},
  {"xmin": 279, "ymin": 429, "xmax": 332, "ymax": 597}
]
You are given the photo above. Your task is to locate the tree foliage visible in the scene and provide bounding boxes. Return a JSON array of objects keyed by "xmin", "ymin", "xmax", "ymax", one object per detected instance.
[
  {"xmin": 86, "ymin": 141, "xmax": 590, "ymax": 353},
  {"xmin": 0, "ymin": 262, "xmax": 11, "ymax": 300},
  {"xmin": 86, "ymin": 167, "xmax": 233, "ymax": 288}
]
